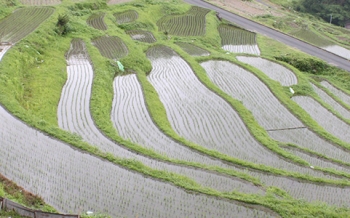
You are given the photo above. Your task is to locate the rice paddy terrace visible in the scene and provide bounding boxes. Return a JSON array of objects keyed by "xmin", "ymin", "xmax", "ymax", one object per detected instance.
[{"xmin": 1, "ymin": 0, "xmax": 350, "ymax": 217}]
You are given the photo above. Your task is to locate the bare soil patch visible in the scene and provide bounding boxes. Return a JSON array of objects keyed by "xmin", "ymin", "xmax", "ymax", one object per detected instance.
[{"xmin": 205, "ymin": 0, "xmax": 283, "ymax": 17}]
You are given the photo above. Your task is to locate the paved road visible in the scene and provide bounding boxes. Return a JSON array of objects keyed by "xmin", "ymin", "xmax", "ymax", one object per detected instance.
[{"xmin": 184, "ymin": 0, "xmax": 350, "ymax": 72}]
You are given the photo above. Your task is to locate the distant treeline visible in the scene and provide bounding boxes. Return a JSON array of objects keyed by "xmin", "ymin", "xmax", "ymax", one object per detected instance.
[{"xmin": 296, "ymin": 0, "xmax": 350, "ymax": 26}]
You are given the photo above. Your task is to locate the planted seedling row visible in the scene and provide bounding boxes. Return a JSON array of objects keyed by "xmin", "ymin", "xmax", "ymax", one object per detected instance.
[
  {"xmin": 321, "ymin": 81, "xmax": 350, "ymax": 108},
  {"xmin": 0, "ymin": 7, "xmax": 54, "ymax": 43},
  {"xmin": 58, "ymin": 40, "xmax": 267, "ymax": 193},
  {"xmin": 157, "ymin": 6, "xmax": 209, "ymax": 36},
  {"xmin": 114, "ymin": 10, "xmax": 138, "ymax": 24},
  {"xmin": 146, "ymin": 45, "xmax": 336, "ymax": 180},
  {"xmin": 201, "ymin": 60, "xmax": 350, "ymax": 165},
  {"xmin": 0, "ymin": 107, "xmax": 276, "ymax": 217},
  {"xmin": 218, "ymin": 24, "xmax": 260, "ymax": 55},
  {"xmin": 175, "ymin": 42, "xmax": 210, "ymax": 56},
  {"xmin": 20, "ymin": 0, "xmax": 61, "ymax": 5},
  {"xmin": 236, "ymin": 56, "xmax": 297, "ymax": 86},
  {"xmin": 87, "ymin": 12, "xmax": 108, "ymax": 31},
  {"xmin": 127, "ymin": 30, "xmax": 156, "ymax": 43},
  {"xmin": 311, "ymin": 83, "xmax": 350, "ymax": 120},
  {"xmin": 293, "ymin": 96, "xmax": 350, "ymax": 144},
  {"xmin": 92, "ymin": 36, "xmax": 128, "ymax": 60}
]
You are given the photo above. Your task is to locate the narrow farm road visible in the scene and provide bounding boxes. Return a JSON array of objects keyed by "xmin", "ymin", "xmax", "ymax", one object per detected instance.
[{"xmin": 184, "ymin": 0, "xmax": 350, "ymax": 72}]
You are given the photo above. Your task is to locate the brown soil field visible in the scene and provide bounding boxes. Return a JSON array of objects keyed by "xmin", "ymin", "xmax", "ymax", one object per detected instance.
[
  {"xmin": 205, "ymin": 0, "xmax": 283, "ymax": 17},
  {"xmin": 108, "ymin": 0, "xmax": 135, "ymax": 5}
]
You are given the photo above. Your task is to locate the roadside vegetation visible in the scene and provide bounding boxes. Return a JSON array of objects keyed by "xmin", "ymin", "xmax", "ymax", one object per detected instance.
[{"xmin": 1, "ymin": 0, "xmax": 350, "ymax": 217}]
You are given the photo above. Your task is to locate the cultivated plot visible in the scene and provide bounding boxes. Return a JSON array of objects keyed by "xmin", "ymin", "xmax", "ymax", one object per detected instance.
[
  {"xmin": 0, "ymin": 106, "xmax": 276, "ymax": 218},
  {"xmin": 0, "ymin": 7, "xmax": 54, "ymax": 43},
  {"xmin": 58, "ymin": 39, "xmax": 265, "ymax": 193},
  {"xmin": 87, "ymin": 12, "xmax": 107, "ymax": 30},
  {"xmin": 114, "ymin": 10, "xmax": 138, "ymax": 24},
  {"xmin": 157, "ymin": 6, "xmax": 210, "ymax": 36},
  {"xmin": 126, "ymin": 30, "xmax": 156, "ymax": 43},
  {"xmin": 311, "ymin": 83, "xmax": 350, "ymax": 120},
  {"xmin": 201, "ymin": 60, "xmax": 350, "ymax": 167},
  {"xmin": 282, "ymin": 146, "xmax": 350, "ymax": 174},
  {"xmin": 236, "ymin": 56, "xmax": 297, "ymax": 86},
  {"xmin": 218, "ymin": 24, "xmax": 260, "ymax": 55},
  {"xmin": 321, "ymin": 81, "xmax": 350, "ymax": 108},
  {"xmin": 291, "ymin": 28, "xmax": 350, "ymax": 60},
  {"xmin": 146, "ymin": 45, "xmax": 336, "ymax": 179},
  {"xmin": 293, "ymin": 96, "xmax": 350, "ymax": 144},
  {"xmin": 175, "ymin": 42, "xmax": 210, "ymax": 56},
  {"xmin": 91, "ymin": 36, "xmax": 128, "ymax": 60}
]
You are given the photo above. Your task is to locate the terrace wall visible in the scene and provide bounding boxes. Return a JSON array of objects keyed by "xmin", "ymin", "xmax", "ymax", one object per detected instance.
[{"xmin": 0, "ymin": 197, "xmax": 80, "ymax": 218}]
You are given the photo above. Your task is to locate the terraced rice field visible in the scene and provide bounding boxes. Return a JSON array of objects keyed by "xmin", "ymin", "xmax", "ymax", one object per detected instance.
[
  {"xmin": 236, "ymin": 56, "xmax": 297, "ymax": 86},
  {"xmin": 87, "ymin": 12, "xmax": 107, "ymax": 30},
  {"xmin": 218, "ymin": 24, "xmax": 260, "ymax": 55},
  {"xmin": 114, "ymin": 10, "xmax": 138, "ymax": 24},
  {"xmin": 323, "ymin": 45, "xmax": 350, "ymax": 60},
  {"xmin": 321, "ymin": 81, "xmax": 350, "ymax": 107},
  {"xmin": 91, "ymin": 36, "xmax": 128, "ymax": 60},
  {"xmin": 58, "ymin": 39, "xmax": 265, "ymax": 194},
  {"xmin": 157, "ymin": 6, "xmax": 210, "ymax": 36},
  {"xmin": 126, "ymin": 30, "xmax": 156, "ymax": 43},
  {"xmin": 311, "ymin": 83, "xmax": 350, "ymax": 120},
  {"xmin": 0, "ymin": 7, "xmax": 54, "ymax": 43},
  {"xmin": 0, "ymin": 106, "xmax": 278, "ymax": 217},
  {"xmin": 146, "ymin": 45, "xmax": 340, "ymax": 179},
  {"xmin": 175, "ymin": 42, "xmax": 210, "ymax": 56},
  {"xmin": 293, "ymin": 96, "xmax": 350, "ymax": 144},
  {"xmin": 290, "ymin": 29, "xmax": 350, "ymax": 60},
  {"xmin": 3, "ymin": 41, "xmax": 349, "ymax": 209},
  {"xmin": 20, "ymin": 0, "xmax": 61, "ymax": 5},
  {"xmin": 200, "ymin": 60, "xmax": 350, "ymax": 168}
]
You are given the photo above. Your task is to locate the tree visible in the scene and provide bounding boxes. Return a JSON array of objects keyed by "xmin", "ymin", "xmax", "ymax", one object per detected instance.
[{"xmin": 300, "ymin": 0, "xmax": 350, "ymax": 26}]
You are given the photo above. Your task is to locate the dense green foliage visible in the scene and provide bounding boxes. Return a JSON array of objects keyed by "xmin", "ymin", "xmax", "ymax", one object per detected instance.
[{"xmin": 298, "ymin": 0, "xmax": 350, "ymax": 26}]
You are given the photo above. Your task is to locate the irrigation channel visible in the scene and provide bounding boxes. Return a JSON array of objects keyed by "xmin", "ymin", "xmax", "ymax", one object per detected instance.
[
  {"xmin": 0, "ymin": 42, "xmax": 278, "ymax": 217},
  {"xmin": 200, "ymin": 60, "xmax": 350, "ymax": 170}
]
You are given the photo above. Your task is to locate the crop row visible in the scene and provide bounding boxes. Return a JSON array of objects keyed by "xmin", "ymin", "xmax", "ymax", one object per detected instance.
[
  {"xmin": 146, "ymin": 45, "xmax": 337, "ymax": 179},
  {"xmin": 200, "ymin": 60, "xmax": 350, "ymax": 166},
  {"xmin": 282, "ymin": 147, "xmax": 350, "ymax": 174},
  {"xmin": 19, "ymin": 0, "xmax": 61, "ymax": 5},
  {"xmin": 126, "ymin": 29, "xmax": 156, "ymax": 43},
  {"xmin": 218, "ymin": 24, "xmax": 260, "ymax": 55},
  {"xmin": 91, "ymin": 36, "xmax": 128, "ymax": 60},
  {"xmin": 114, "ymin": 10, "xmax": 138, "ymax": 24},
  {"xmin": 0, "ymin": 7, "xmax": 54, "ymax": 43},
  {"xmin": 58, "ymin": 39, "xmax": 266, "ymax": 194},
  {"xmin": 321, "ymin": 81, "xmax": 350, "ymax": 107},
  {"xmin": 87, "ymin": 12, "xmax": 107, "ymax": 31},
  {"xmin": 175, "ymin": 42, "xmax": 210, "ymax": 56},
  {"xmin": 236, "ymin": 56, "xmax": 297, "ymax": 86},
  {"xmin": 0, "ymin": 105, "xmax": 277, "ymax": 218},
  {"xmin": 202, "ymin": 61, "xmax": 350, "ymax": 165},
  {"xmin": 223, "ymin": 44, "xmax": 261, "ymax": 55},
  {"xmin": 292, "ymin": 96, "xmax": 350, "ymax": 144},
  {"xmin": 157, "ymin": 6, "xmax": 209, "ymax": 36},
  {"xmin": 112, "ymin": 74, "xmax": 267, "ymax": 193},
  {"xmin": 311, "ymin": 83, "xmax": 350, "ymax": 120}
]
